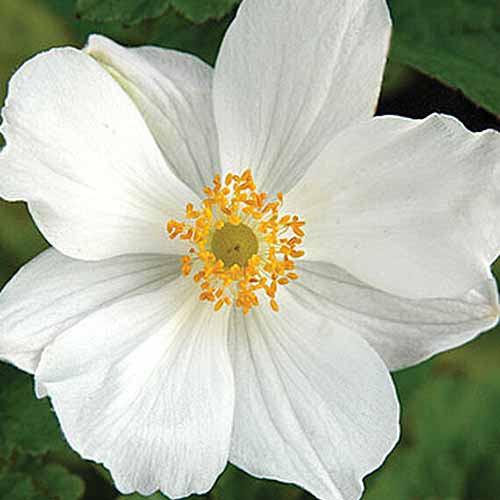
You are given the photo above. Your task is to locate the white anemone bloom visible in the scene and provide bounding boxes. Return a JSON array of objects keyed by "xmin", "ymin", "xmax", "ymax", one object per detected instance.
[{"xmin": 1, "ymin": 0, "xmax": 500, "ymax": 499}]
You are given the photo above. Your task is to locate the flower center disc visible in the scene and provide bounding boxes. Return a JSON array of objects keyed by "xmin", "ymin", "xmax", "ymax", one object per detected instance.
[{"xmin": 211, "ymin": 223, "xmax": 259, "ymax": 268}]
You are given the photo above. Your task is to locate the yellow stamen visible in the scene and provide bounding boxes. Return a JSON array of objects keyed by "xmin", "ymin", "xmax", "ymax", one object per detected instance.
[{"xmin": 166, "ymin": 170, "xmax": 305, "ymax": 314}]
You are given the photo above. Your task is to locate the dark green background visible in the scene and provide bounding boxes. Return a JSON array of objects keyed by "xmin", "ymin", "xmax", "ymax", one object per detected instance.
[{"xmin": 1, "ymin": 1, "xmax": 500, "ymax": 499}]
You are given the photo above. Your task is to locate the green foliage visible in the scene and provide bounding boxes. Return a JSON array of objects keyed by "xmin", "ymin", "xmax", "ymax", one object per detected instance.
[
  {"xmin": 75, "ymin": 0, "xmax": 238, "ymax": 25},
  {"xmin": 0, "ymin": 0, "xmax": 73, "ymax": 105},
  {"xmin": 31, "ymin": 463, "xmax": 85, "ymax": 500},
  {"xmin": 0, "ymin": 365, "xmax": 66, "ymax": 458},
  {"xmin": 212, "ymin": 465, "xmax": 304, "ymax": 500},
  {"xmin": 152, "ymin": 10, "xmax": 233, "ymax": 65},
  {"xmin": 170, "ymin": 0, "xmax": 239, "ymax": 23},
  {"xmin": 0, "ymin": 201, "xmax": 47, "ymax": 288},
  {"xmin": 380, "ymin": 61, "xmax": 414, "ymax": 100},
  {"xmin": 76, "ymin": 0, "xmax": 171, "ymax": 25},
  {"xmin": 115, "ymin": 465, "xmax": 304, "ymax": 500},
  {"xmin": 389, "ymin": 0, "xmax": 500, "ymax": 115},
  {"xmin": 0, "ymin": 472, "xmax": 39, "ymax": 499},
  {"xmin": 0, "ymin": 366, "xmax": 85, "ymax": 500},
  {"xmin": 0, "ymin": 462, "xmax": 85, "ymax": 500},
  {"xmin": 365, "ymin": 362, "xmax": 500, "ymax": 500}
]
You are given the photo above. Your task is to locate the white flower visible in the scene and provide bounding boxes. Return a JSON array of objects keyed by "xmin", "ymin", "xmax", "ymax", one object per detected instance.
[{"xmin": 0, "ymin": 0, "xmax": 499, "ymax": 499}]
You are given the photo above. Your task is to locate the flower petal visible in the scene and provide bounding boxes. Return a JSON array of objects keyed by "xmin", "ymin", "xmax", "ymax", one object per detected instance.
[
  {"xmin": 0, "ymin": 248, "xmax": 181, "ymax": 374},
  {"xmin": 86, "ymin": 35, "xmax": 220, "ymax": 197},
  {"xmin": 36, "ymin": 280, "xmax": 234, "ymax": 498},
  {"xmin": 228, "ymin": 290, "xmax": 399, "ymax": 500},
  {"xmin": 291, "ymin": 260, "xmax": 499, "ymax": 370},
  {"xmin": 213, "ymin": 0, "xmax": 391, "ymax": 194},
  {"xmin": 0, "ymin": 47, "xmax": 196, "ymax": 260},
  {"xmin": 285, "ymin": 114, "xmax": 500, "ymax": 298}
]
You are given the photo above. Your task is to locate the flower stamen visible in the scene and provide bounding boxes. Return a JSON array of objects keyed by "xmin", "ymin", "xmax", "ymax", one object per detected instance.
[{"xmin": 167, "ymin": 170, "xmax": 305, "ymax": 314}]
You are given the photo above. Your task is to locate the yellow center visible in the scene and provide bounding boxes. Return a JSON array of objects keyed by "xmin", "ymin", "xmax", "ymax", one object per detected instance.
[
  {"xmin": 211, "ymin": 223, "xmax": 259, "ymax": 268},
  {"xmin": 166, "ymin": 170, "xmax": 305, "ymax": 314}
]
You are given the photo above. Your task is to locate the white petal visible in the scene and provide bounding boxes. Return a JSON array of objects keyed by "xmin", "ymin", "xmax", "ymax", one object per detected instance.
[
  {"xmin": 0, "ymin": 248, "xmax": 181, "ymax": 374},
  {"xmin": 36, "ymin": 281, "xmax": 234, "ymax": 498},
  {"xmin": 228, "ymin": 290, "xmax": 399, "ymax": 500},
  {"xmin": 285, "ymin": 114, "xmax": 500, "ymax": 298},
  {"xmin": 292, "ymin": 260, "xmax": 499, "ymax": 370},
  {"xmin": 86, "ymin": 35, "xmax": 220, "ymax": 197},
  {"xmin": 0, "ymin": 47, "xmax": 196, "ymax": 260},
  {"xmin": 213, "ymin": 0, "xmax": 391, "ymax": 194}
]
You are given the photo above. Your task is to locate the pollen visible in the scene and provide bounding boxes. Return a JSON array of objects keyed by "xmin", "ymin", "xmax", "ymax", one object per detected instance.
[{"xmin": 166, "ymin": 170, "xmax": 305, "ymax": 314}]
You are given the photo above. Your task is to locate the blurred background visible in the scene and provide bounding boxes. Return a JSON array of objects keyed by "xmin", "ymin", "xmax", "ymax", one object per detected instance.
[{"xmin": 1, "ymin": 1, "xmax": 500, "ymax": 499}]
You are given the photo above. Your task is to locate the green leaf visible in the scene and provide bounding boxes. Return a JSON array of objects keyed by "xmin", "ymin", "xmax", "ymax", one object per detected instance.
[
  {"xmin": 212, "ymin": 465, "xmax": 303, "ymax": 500},
  {"xmin": 31, "ymin": 463, "xmax": 85, "ymax": 500},
  {"xmin": 75, "ymin": 0, "xmax": 239, "ymax": 25},
  {"xmin": 116, "ymin": 466, "xmax": 304, "ymax": 500},
  {"xmin": 152, "ymin": 10, "xmax": 233, "ymax": 65},
  {"xmin": 0, "ymin": 0, "xmax": 73, "ymax": 106},
  {"xmin": 170, "ymin": 0, "xmax": 239, "ymax": 23},
  {"xmin": 389, "ymin": 0, "xmax": 500, "ymax": 115},
  {"xmin": 0, "ymin": 364, "xmax": 66, "ymax": 458},
  {"xmin": 365, "ymin": 371, "xmax": 500, "ymax": 500},
  {"xmin": 0, "ymin": 201, "xmax": 48, "ymax": 283},
  {"xmin": 436, "ymin": 325, "xmax": 500, "ymax": 383},
  {"xmin": 0, "ymin": 463, "xmax": 85, "ymax": 500},
  {"xmin": 380, "ymin": 60, "xmax": 414, "ymax": 99},
  {"xmin": 75, "ymin": 0, "xmax": 172, "ymax": 25},
  {"xmin": 409, "ymin": 376, "xmax": 500, "ymax": 469},
  {"xmin": 365, "ymin": 451, "xmax": 465, "ymax": 500},
  {"xmin": 0, "ymin": 472, "xmax": 39, "ymax": 500}
]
